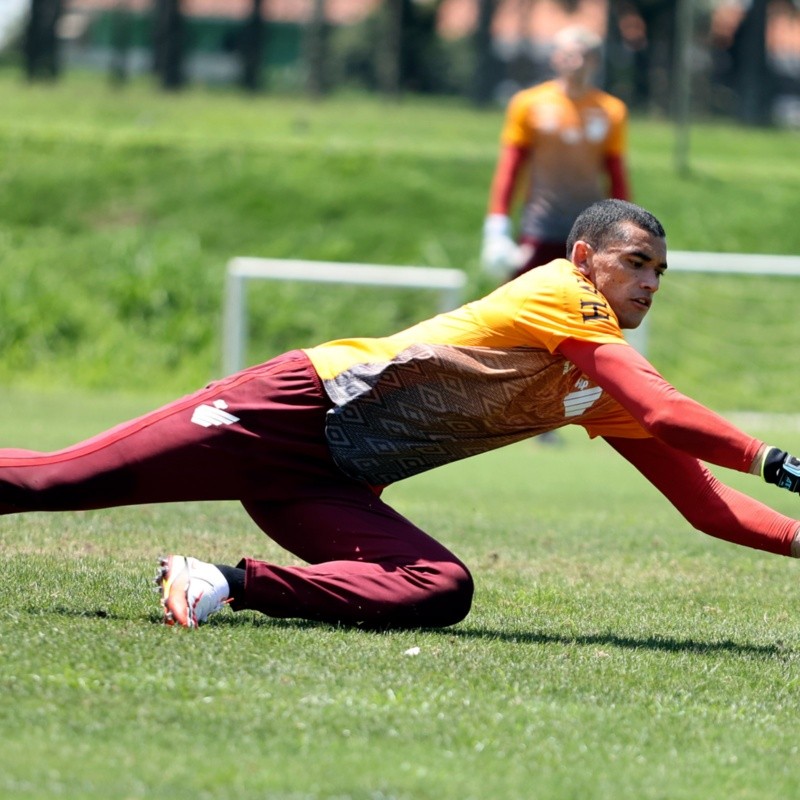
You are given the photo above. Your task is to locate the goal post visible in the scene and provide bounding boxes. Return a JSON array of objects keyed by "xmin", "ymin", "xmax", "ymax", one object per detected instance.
[
  {"xmin": 625, "ymin": 250, "xmax": 800, "ymax": 354},
  {"xmin": 222, "ymin": 257, "xmax": 468, "ymax": 374}
]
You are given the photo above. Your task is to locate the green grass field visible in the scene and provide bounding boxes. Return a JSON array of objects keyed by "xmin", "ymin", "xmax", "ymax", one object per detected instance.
[
  {"xmin": 2, "ymin": 390, "xmax": 800, "ymax": 799},
  {"xmin": 3, "ymin": 70, "xmax": 800, "ymax": 798}
]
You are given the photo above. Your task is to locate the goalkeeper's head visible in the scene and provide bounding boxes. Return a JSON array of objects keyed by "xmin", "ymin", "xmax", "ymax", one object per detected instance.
[
  {"xmin": 567, "ymin": 199, "xmax": 668, "ymax": 330},
  {"xmin": 551, "ymin": 25, "xmax": 603, "ymax": 86},
  {"xmin": 567, "ymin": 199, "xmax": 666, "ymax": 257}
]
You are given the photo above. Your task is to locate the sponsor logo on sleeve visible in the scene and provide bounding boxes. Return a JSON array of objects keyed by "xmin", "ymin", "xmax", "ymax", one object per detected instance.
[
  {"xmin": 576, "ymin": 276, "xmax": 611, "ymax": 323},
  {"xmin": 563, "ymin": 377, "xmax": 602, "ymax": 417}
]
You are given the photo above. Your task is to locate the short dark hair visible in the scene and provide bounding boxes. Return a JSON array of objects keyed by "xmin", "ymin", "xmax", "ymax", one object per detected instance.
[{"xmin": 566, "ymin": 199, "xmax": 666, "ymax": 255}]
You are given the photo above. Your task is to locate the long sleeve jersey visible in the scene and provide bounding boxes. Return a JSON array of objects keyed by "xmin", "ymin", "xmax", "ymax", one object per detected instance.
[{"xmin": 305, "ymin": 258, "xmax": 799, "ymax": 556}]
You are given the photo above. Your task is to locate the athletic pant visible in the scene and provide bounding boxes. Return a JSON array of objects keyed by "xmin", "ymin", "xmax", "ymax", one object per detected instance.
[{"xmin": 0, "ymin": 351, "xmax": 473, "ymax": 628}]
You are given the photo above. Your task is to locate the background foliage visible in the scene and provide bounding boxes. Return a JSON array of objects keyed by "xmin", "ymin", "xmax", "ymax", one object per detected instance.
[{"xmin": 1, "ymin": 69, "xmax": 799, "ymax": 409}]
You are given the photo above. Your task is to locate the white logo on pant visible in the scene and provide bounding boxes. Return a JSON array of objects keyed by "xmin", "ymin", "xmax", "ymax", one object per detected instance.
[{"xmin": 191, "ymin": 399, "xmax": 240, "ymax": 428}]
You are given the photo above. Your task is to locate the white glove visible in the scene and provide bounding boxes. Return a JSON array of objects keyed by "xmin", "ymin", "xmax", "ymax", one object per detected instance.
[{"xmin": 481, "ymin": 214, "xmax": 522, "ymax": 279}]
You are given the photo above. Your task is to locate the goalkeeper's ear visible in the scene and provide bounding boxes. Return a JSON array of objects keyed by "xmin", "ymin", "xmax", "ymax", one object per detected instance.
[{"xmin": 572, "ymin": 240, "xmax": 594, "ymax": 275}]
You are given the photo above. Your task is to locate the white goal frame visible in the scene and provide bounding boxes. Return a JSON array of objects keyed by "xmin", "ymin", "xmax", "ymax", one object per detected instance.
[
  {"xmin": 625, "ymin": 250, "xmax": 800, "ymax": 355},
  {"xmin": 222, "ymin": 257, "xmax": 467, "ymax": 374},
  {"xmin": 222, "ymin": 251, "xmax": 800, "ymax": 374}
]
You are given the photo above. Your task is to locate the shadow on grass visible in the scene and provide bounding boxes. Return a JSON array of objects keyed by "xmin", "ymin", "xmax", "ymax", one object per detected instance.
[
  {"xmin": 211, "ymin": 614, "xmax": 794, "ymax": 658},
  {"xmin": 446, "ymin": 627, "xmax": 794, "ymax": 657},
  {"xmin": 29, "ymin": 607, "xmax": 794, "ymax": 658}
]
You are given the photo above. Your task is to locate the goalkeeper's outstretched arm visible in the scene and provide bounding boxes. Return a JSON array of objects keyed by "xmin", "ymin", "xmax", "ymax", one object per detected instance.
[
  {"xmin": 606, "ymin": 435, "xmax": 800, "ymax": 556},
  {"xmin": 559, "ymin": 338, "xmax": 763, "ymax": 473},
  {"xmin": 558, "ymin": 338, "xmax": 800, "ymax": 555}
]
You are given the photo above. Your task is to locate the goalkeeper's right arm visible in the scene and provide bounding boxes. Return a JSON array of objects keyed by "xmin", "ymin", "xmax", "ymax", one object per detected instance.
[
  {"xmin": 559, "ymin": 337, "xmax": 800, "ymax": 556},
  {"xmin": 480, "ymin": 214, "xmax": 520, "ymax": 278},
  {"xmin": 481, "ymin": 144, "xmax": 529, "ymax": 278}
]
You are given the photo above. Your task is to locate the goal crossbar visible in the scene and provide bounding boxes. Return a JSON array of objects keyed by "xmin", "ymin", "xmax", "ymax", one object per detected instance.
[
  {"xmin": 667, "ymin": 250, "xmax": 800, "ymax": 276},
  {"xmin": 626, "ymin": 250, "xmax": 800, "ymax": 354},
  {"xmin": 222, "ymin": 251, "xmax": 800, "ymax": 374},
  {"xmin": 223, "ymin": 257, "xmax": 467, "ymax": 374}
]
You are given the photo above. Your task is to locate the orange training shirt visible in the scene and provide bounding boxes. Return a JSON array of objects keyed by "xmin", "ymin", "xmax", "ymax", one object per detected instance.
[
  {"xmin": 501, "ymin": 81, "xmax": 628, "ymax": 240},
  {"xmin": 304, "ymin": 259, "xmax": 649, "ymax": 485}
]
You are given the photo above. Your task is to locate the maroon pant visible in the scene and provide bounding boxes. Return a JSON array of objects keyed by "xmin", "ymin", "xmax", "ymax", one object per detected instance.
[{"xmin": 0, "ymin": 352, "xmax": 473, "ymax": 628}]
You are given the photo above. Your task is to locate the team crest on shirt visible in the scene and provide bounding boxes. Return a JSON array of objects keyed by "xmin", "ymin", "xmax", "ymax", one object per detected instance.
[
  {"xmin": 536, "ymin": 103, "xmax": 562, "ymax": 133},
  {"xmin": 584, "ymin": 111, "xmax": 610, "ymax": 141}
]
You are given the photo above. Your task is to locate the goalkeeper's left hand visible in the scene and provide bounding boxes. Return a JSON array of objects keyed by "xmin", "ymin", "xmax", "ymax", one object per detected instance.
[{"xmin": 761, "ymin": 447, "xmax": 800, "ymax": 493}]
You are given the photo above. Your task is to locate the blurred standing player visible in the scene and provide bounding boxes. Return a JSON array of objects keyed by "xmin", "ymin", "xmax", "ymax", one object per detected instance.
[{"xmin": 481, "ymin": 25, "xmax": 631, "ymax": 281}]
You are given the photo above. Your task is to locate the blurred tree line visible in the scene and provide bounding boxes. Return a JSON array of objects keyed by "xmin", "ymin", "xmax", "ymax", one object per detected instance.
[{"xmin": 20, "ymin": 0, "xmax": 785, "ymax": 126}]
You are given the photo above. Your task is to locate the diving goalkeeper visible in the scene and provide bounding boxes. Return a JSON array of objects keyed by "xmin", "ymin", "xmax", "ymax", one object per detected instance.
[{"xmin": 1, "ymin": 200, "xmax": 798, "ymax": 630}]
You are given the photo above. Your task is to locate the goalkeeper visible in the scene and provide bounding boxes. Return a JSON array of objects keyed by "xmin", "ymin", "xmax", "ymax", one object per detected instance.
[
  {"xmin": 481, "ymin": 25, "xmax": 630, "ymax": 280},
  {"xmin": 1, "ymin": 200, "xmax": 799, "ymax": 630}
]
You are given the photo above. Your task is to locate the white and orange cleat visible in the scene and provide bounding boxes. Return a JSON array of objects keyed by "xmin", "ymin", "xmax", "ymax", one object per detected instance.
[{"xmin": 156, "ymin": 555, "xmax": 231, "ymax": 628}]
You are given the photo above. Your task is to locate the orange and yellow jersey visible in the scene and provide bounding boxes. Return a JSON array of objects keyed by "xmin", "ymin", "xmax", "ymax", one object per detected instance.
[
  {"xmin": 501, "ymin": 81, "xmax": 628, "ymax": 240},
  {"xmin": 304, "ymin": 259, "xmax": 649, "ymax": 485}
]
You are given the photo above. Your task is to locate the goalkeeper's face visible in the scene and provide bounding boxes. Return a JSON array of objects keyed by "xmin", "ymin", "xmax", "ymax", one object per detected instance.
[{"xmin": 573, "ymin": 222, "xmax": 668, "ymax": 329}]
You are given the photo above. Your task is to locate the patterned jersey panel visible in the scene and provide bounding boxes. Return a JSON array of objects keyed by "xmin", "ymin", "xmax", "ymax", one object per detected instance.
[
  {"xmin": 303, "ymin": 259, "xmax": 649, "ymax": 485},
  {"xmin": 323, "ymin": 344, "xmax": 635, "ymax": 484}
]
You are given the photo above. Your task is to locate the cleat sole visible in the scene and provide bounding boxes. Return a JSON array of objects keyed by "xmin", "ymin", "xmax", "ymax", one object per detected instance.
[{"xmin": 155, "ymin": 555, "xmax": 191, "ymax": 628}]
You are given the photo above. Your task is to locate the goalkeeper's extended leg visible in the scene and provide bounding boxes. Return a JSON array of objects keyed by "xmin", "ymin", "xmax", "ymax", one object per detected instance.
[{"xmin": 0, "ymin": 352, "xmax": 333, "ymax": 514}]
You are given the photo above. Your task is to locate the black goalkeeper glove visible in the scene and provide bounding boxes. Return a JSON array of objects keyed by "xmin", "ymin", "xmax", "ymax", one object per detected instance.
[{"xmin": 761, "ymin": 447, "xmax": 800, "ymax": 493}]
